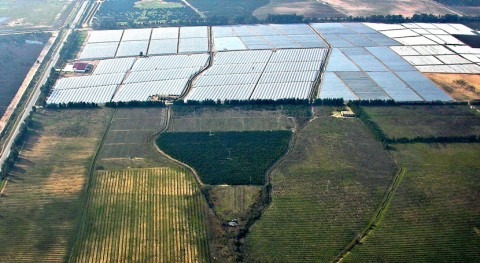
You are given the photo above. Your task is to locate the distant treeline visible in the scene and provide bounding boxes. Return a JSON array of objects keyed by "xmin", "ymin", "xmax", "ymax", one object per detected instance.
[{"xmin": 95, "ymin": 11, "xmax": 480, "ymax": 29}]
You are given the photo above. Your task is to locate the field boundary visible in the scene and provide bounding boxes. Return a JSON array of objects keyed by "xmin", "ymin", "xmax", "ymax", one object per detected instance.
[
  {"xmin": 334, "ymin": 167, "xmax": 407, "ymax": 262},
  {"xmin": 151, "ymin": 107, "xmax": 206, "ymax": 188},
  {"xmin": 66, "ymin": 108, "xmax": 117, "ymax": 262}
]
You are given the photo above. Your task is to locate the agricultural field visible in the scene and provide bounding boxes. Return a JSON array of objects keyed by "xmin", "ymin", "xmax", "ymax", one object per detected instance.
[
  {"xmin": 93, "ymin": 0, "xmax": 200, "ymax": 29},
  {"xmin": 205, "ymin": 185, "xmax": 261, "ymax": 221},
  {"xmin": 253, "ymin": 0, "xmax": 346, "ymax": 20},
  {"xmin": 0, "ymin": 108, "xmax": 112, "ymax": 262},
  {"xmin": 98, "ymin": 107, "xmax": 173, "ymax": 170},
  {"xmin": 362, "ymin": 105, "xmax": 480, "ymax": 139},
  {"xmin": 345, "ymin": 143, "xmax": 480, "ymax": 262},
  {"xmin": 70, "ymin": 168, "xmax": 210, "ymax": 262},
  {"xmin": 320, "ymin": 0, "xmax": 455, "ymax": 17},
  {"xmin": 167, "ymin": 105, "xmax": 297, "ymax": 132},
  {"xmin": 245, "ymin": 107, "xmax": 397, "ymax": 262},
  {"xmin": 0, "ymin": 33, "xmax": 50, "ymax": 119},
  {"xmin": 426, "ymin": 73, "xmax": 480, "ymax": 101},
  {"xmin": 157, "ymin": 131, "xmax": 292, "ymax": 185},
  {"xmin": 189, "ymin": 0, "xmax": 268, "ymax": 20},
  {"xmin": 0, "ymin": 0, "xmax": 74, "ymax": 29}
]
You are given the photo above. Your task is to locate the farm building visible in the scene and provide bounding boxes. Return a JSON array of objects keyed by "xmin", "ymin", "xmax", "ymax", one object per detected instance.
[{"xmin": 73, "ymin": 62, "xmax": 92, "ymax": 73}]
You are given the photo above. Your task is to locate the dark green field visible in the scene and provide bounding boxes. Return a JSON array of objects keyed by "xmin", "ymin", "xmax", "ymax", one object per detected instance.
[
  {"xmin": 363, "ymin": 105, "xmax": 480, "ymax": 139},
  {"xmin": 156, "ymin": 131, "xmax": 292, "ymax": 185},
  {"xmin": 346, "ymin": 143, "xmax": 480, "ymax": 262},
  {"xmin": 94, "ymin": 0, "xmax": 199, "ymax": 28},
  {"xmin": 245, "ymin": 108, "xmax": 397, "ymax": 262},
  {"xmin": 189, "ymin": 0, "xmax": 268, "ymax": 19}
]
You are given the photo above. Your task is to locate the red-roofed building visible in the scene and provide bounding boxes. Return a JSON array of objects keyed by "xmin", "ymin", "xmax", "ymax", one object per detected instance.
[{"xmin": 73, "ymin": 62, "xmax": 92, "ymax": 73}]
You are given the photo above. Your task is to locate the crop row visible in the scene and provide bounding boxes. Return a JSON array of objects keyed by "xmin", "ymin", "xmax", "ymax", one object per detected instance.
[{"xmin": 70, "ymin": 168, "xmax": 210, "ymax": 262}]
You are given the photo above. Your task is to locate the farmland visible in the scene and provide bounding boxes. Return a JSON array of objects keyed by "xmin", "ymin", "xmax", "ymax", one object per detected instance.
[
  {"xmin": 253, "ymin": 0, "xmax": 346, "ymax": 20},
  {"xmin": 206, "ymin": 185, "xmax": 261, "ymax": 221},
  {"xmin": 98, "ymin": 107, "xmax": 174, "ymax": 170},
  {"xmin": 0, "ymin": 33, "xmax": 50, "ymax": 119},
  {"xmin": 189, "ymin": 0, "xmax": 268, "ymax": 20},
  {"xmin": 245, "ymin": 107, "xmax": 397, "ymax": 262},
  {"xmin": 167, "ymin": 105, "xmax": 297, "ymax": 132},
  {"xmin": 0, "ymin": 0, "xmax": 74, "ymax": 29},
  {"xmin": 70, "ymin": 168, "xmax": 210, "ymax": 262},
  {"xmin": 0, "ymin": 108, "xmax": 112, "ymax": 262},
  {"xmin": 362, "ymin": 105, "xmax": 480, "ymax": 139},
  {"xmin": 156, "ymin": 131, "xmax": 292, "ymax": 185},
  {"xmin": 319, "ymin": 0, "xmax": 455, "ymax": 17},
  {"xmin": 345, "ymin": 143, "xmax": 480, "ymax": 262},
  {"xmin": 93, "ymin": 0, "xmax": 200, "ymax": 29}
]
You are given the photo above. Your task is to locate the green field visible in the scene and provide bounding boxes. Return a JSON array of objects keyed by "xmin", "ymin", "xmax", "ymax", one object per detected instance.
[
  {"xmin": 245, "ymin": 107, "xmax": 397, "ymax": 262},
  {"xmin": 157, "ymin": 131, "xmax": 292, "ymax": 185},
  {"xmin": 0, "ymin": 108, "xmax": 112, "ymax": 262},
  {"xmin": 134, "ymin": 0, "xmax": 183, "ymax": 9},
  {"xmin": 363, "ymin": 105, "xmax": 480, "ymax": 139},
  {"xmin": 189, "ymin": 0, "xmax": 268, "ymax": 19},
  {"xmin": 0, "ymin": 0, "xmax": 73, "ymax": 29},
  {"xmin": 70, "ymin": 168, "xmax": 210, "ymax": 262},
  {"xmin": 94, "ymin": 0, "xmax": 199, "ymax": 28},
  {"xmin": 345, "ymin": 143, "xmax": 480, "ymax": 261}
]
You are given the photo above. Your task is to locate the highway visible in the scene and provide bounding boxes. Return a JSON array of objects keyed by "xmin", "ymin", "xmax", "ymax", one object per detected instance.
[{"xmin": 0, "ymin": 0, "xmax": 89, "ymax": 173}]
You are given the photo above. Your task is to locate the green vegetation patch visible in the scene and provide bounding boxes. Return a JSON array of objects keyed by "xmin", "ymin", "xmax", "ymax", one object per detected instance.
[
  {"xmin": 156, "ymin": 131, "xmax": 292, "ymax": 185},
  {"xmin": 0, "ymin": 0, "xmax": 73, "ymax": 28},
  {"xmin": 346, "ymin": 143, "xmax": 480, "ymax": 262},
  {"xmin": 363, "ymin": 105, "xmax": 480, "ymax": 139},
  {"xmin": 245, "ymin": 107, "xmax": 397, "ymax": 262},
  {"xmin": 94, "ymin": 0, "xmax": 199, "ymax": 29},
  {"xmin": 134, "ymin": 0, "xmax": 183, "ymax": 9},
  {"xmin": 189, "ymin": 0, "xmax": 268, "ymax": 18}
]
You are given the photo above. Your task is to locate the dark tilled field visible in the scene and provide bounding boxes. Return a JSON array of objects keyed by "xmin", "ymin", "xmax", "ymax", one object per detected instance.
[
  {"xmin": 99, "ymin": 107, "xmax": 167, "ymax": 160},
  {"xmin": 0, "ymin": 33, "xmax": 49, "ymax": 117}
]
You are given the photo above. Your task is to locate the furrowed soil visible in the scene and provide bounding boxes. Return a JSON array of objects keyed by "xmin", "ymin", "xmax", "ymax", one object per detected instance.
[
  {"xmin": 345, "ymin": 143, "xmax": 480, "ymax": 262},
  {"xmin": 70, "ymin": 168, "xmax": 211, "ymax": 263},
  {"xmin": 0, "ymin": 108, "xmax": 112, "ymax": 262},
  {"xmin": 245, "ymin": 107, "xmax": 397, "ymax": 262},
  {"xmin": 97, "ymin": 107, "xmax": 175, "ymax": 170}
]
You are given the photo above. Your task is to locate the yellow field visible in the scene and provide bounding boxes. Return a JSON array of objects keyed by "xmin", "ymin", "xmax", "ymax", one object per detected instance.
[
  {"xmin": 70, "ymin": 168, "xmax": 210, "ymax": 262},
  {"xmin": 0, "ymin": 109, "xmax": 112, "ymax": 262}
]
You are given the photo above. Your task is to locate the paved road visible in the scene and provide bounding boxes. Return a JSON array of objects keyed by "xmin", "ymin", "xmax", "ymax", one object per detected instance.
[{"xmin": 0, "ymin": 0, "xmax": 89, "ymax": 173}]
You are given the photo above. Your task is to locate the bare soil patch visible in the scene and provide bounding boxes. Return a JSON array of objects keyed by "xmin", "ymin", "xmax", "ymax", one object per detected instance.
[
  {"xmin": 253, "ymin": 0, "xmax": 346, "ymax": 19},
  {"xmin": 425, "ymin": 73, "xmax": 480, "ymax": 101},
  {"xmin": 320, "ymin": 0, "xmax": 456, "ymax": 17}
]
